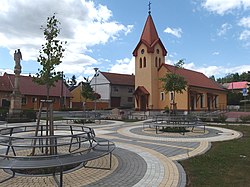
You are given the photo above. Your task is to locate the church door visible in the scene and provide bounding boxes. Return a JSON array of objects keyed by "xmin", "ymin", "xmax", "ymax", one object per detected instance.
[{"xmin": 140, "ymin": 95, "xmax": 147, "ymax": 111}]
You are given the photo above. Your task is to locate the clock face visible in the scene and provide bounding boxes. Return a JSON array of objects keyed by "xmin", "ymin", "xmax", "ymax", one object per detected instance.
[{"xmin": 141, "ymin": 49, "xmax": 144, "ymax": 54}]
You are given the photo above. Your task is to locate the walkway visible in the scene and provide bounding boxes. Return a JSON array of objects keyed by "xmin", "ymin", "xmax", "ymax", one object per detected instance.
[{"xmin": 0, "ymin": 120, "xmax": 241, "ymax": 187}]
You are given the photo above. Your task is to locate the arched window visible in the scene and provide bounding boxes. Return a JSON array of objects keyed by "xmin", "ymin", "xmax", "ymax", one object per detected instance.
[
  {"xmin": 143, "ymin": 57, "xmax": 146, "ymax": 67},
  {"xmin": 155, "ymin": 57, "xmax": 158, "ymax": 67},
  {"xmin": 159, "ymin": 58, "xmax": 161, "ymax": 67},
  {"xmin": 139, "ymin": 58, "xmax": 142, "ymax": 68}
]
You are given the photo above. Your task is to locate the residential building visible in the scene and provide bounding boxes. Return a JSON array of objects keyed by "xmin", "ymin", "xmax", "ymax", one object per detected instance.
[
  {"xmin": 0, "ymin": 73, "xmax": 72, "ymax": 110},
  {"xmin": 224, "ymin": 81, "xmax": 250, "ymax": 94},
  {"xmin": 133, "ymin": 12, "xmax": 227, "ymax": 111},
  {"xmin": 90, "ymin": 72, "xmax": 135, "ymax": 108},
  {"xmin": 70, "ymin": 82, "xmax": 109, "ymax": 110}
]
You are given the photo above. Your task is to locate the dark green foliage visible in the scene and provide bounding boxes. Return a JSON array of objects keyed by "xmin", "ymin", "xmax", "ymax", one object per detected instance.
[
  {"xmin": 81, "ymin": 81, "xmax": 95, "ymax": 102},
  {"xmin": 33, "ymin": 14, "xmax": 66, "ymax": 99},
  {"xmin": 160, "ymin": 59, "xmax": 187, "ymax": 112},
  {"xmin": 21, "ymin": 109, "xmax": 37, "ymax": 121},
  {"xmin": 217, "ymin": 114, "xmax": 228, "ymax": 123},
  {"xmin": 70, "ymin": 75, "xmax": 77, "ymax": 86},
  {"xmin": 239, "ymin": 115, "xmax": 250, "ymax": 122},
  {"xmin": 217, "ymin": 72, "xmax": 250, "ymax": 83},
  {"xmin": 0, "ymin": 108, "xmax": 8, "ymax": 120}
]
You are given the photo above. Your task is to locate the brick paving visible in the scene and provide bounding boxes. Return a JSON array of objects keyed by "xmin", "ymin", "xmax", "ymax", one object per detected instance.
[{"xmin": 0, "ymin": 120, "xmax": 241, "ymax": 186}]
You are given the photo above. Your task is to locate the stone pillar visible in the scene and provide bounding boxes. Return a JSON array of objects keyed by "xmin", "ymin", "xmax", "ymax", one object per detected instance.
[{"xmin": 9, "ymin": 49, "xmax": 23, "ymax": 117}]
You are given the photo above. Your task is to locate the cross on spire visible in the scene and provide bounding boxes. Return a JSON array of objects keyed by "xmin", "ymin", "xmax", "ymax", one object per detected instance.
[{"xmin": 148, "ymin": 1, "xmax": 151, "ymax": 15}]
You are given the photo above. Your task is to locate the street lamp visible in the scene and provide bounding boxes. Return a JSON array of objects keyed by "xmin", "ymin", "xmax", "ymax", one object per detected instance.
[{"xmin": 94, "ymin": 67, "xmax": 99, "ymax": 118}]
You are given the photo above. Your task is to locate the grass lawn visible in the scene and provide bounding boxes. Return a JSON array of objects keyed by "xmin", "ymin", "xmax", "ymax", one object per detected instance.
[{"xmin": 181, "ymin": 125, "xmax": 250, "ymax": 187}]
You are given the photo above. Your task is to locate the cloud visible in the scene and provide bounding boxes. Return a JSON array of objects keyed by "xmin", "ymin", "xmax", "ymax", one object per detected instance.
[
  {"xmin": 239, "ymin": 16, "xmax": 250, "ymax": 28},
  {"xmin": 212, "ymin": 51, "xmax": 220, "ymax": 55},
  {"xmin": 0, "ymin": 0, "xmax": 133, "ymax": 74},
  {"xmin": 164, "ymin": 27, "xmax": 182, "ymax": 38},
  {"xmin": 109, "ymin": 57, "xmax": 135, "ymax": 75},
  {"xmin": 217, "ymin": 23, "xmax": 232, "ymax": 36},
  {"xmin": 202, "ymin": 0, "xmax": 250, "ymax": 15},
  {"xmin": 239, "ymin": 30, "xmax": 250, "ymax": 40}
]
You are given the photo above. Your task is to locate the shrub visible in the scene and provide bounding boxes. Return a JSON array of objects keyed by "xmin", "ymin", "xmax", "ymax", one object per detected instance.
[
  {"xmin": 240, "ymin": 115, "xmax": 250, "ymax": 123},
  {"xmin": 217, "ymin": 114, "xmax": 228, "ymax": 123},
  {"xmin": 22, "ymin": 109, "xmax": 37, "ymax": 121},
  {"xmin": 0, "ymin": 108, "xmax": 8, "ymax": 120}
]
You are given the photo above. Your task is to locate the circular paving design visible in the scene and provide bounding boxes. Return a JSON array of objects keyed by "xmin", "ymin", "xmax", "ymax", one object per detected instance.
[{"xmin": 0, "ymin": 120, "xmax": 242, "ymax": 187}]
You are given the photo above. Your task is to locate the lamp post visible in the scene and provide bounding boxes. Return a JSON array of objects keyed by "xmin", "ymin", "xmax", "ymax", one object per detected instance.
[{"xmin": 94, "ymin": 67, "xmax": 99, "ymax": 118}]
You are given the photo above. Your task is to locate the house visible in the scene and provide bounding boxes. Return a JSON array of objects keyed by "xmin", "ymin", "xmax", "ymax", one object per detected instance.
[
  {"xmin": 133, "ymin": 12, "xmax": 227, "ymax": 111},
  {"xmin": 70, "ymin": 82, "xmax": 109, "ymax": 110},
  {"xmin": 0, "ymin": 73, "xmax": 72, "ymax": 110},
  {"xmin": 90, "ymin": 72, "xmax": 135, "ymax": 108},
  {"xmin": 224, "ymin": 81, "xmax": 249, "ymax": 94}
]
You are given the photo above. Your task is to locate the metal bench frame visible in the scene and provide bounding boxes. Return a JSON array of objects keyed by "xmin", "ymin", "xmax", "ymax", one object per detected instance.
[{"xmin": 0, "ymin": 124, "xmax": 115, "ymax": 187}]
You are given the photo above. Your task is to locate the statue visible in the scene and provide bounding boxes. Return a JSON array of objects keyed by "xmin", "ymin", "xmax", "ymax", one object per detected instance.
[{"xmin": 14, "ymin": 49, "xmax": 22, "ymax": 66}]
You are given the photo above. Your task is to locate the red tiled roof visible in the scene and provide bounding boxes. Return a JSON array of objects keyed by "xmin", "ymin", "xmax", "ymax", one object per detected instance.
[
  {"xmin": 227, "ymin": 81, "xmax": 248, "ymax": 89},
  {"xmin": 0, "ymin": 73, "xmax": 72, "ymax": 97},
  {"xmin": 134, "ymin": 86, "xmax": 149, "ymax": 95},
  {"xmin": 163, "ymin": 64, "xmax": 226, "ymax": 91},
  {"xmin": 133, "ymin": 14, "xmax": 167, "ymax": 56},
  {"xmin": 101, "ymin": 72, "xmax": 135, "ymax": 86}
]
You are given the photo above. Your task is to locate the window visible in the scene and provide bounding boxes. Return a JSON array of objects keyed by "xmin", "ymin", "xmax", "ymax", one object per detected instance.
[
  {"xmin": 155, "ymin": 57, "xmax": 158, "ymax": 67},
  {"xmin": 156, "ymin": 49, "xmax": 160, "ymax": 54},
  {"xmin": 113, "ymin": 87, "xmax": 118, "ymax": 92},
  {"xmin": 32, "ymin": 97, "xmax": 37, "ymax": 103},
  {"xmin": 159, "ymin": 58, "xmax": 161, "ymax": 67},
  {"xmin": 128, "ymin": 88, "xmax": 133, "ymax": 93},
  {"xmin": 170, "ymin": 92, "xmax": 174, "ymax": 101},
  {"xmin": 200, "ymin": 94, "xmax": 204, "ymax": 108},
  {"xmin": 160, "ymin": 92, "xmax": 165, "ymax": 101},
  {"xmin": 128, "ymin": 97, "xmax": 133, "ymax": 102},
  {"xmin": 143, "ymin": 57, "xmax": 146, "ymax": 67},
  {"xmin": 215, "ymin": 96, "xmax": 218, "ymax": 108},
  {"xmin": 22, "ymin": 97, "xmax": 27, "ymax": 105},
  {"xmin": 141, "ymin": 49, "xmax": 144, "ymax": 54},
  {"xmin": 139, "ymin": 58, "xmax": 142, "ymax": 68}
]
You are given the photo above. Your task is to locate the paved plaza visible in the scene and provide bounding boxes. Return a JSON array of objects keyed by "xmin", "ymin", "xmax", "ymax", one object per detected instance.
[{"xmin": 0, "ymin": 120, "xmax": 241, "ymax": 187}]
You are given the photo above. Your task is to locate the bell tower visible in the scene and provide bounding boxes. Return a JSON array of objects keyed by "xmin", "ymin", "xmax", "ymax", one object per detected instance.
[{"xmin": 133, "ymin": 3, "xmax": 167, "ymax": 110}]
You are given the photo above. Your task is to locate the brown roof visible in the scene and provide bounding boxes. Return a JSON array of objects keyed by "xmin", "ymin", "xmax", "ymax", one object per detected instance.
[
  {"xmin": 101, "ymin": 72, "xmax": 135, "ymax": 86},
  {"xmin": 133, "ymin": 14, "xmax": 167, "ymax": 56},
  {"xmin": 163, "ymin": 64, "xmax": 226, "ymax": 91},
  {"xmin": 134, "ymin": 86, "xmax": 149, "ymax": 95},
  {"xmin": 0, "ymin": 73, "xmax": 72, "ymax": 97}
]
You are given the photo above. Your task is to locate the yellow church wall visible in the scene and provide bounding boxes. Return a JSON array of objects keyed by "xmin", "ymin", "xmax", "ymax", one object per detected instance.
[
  {"xmin": 135, "ymin": 43, "xmax": 165, "ymax": 110},
  {"xmin": 157, "ymin": 65, "xmax": 227, "ymax": 111}
]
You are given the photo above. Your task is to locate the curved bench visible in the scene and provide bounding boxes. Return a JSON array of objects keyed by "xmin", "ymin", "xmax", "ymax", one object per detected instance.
[
  {"xmin": 143, "ymin": 115, "xmax": 206, "ymax": 135},
  {"xmin": 0, "ymin": 124, "xmax": 115, "ymax": 187}
]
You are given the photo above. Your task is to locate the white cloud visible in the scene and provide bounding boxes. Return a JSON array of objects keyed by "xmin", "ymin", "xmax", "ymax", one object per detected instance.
[
  {"xmin": 0, "ymin": 0, "xmax": 133, "ymax": 75},
  {"xmin": 239, "ymin": 30, "xmax": 250, "ymax": 40},
  {"xmin": 109, "ymin": 57, "xmax": 135, "ymax": 75},
  {"xmin": 217, "ymin": 23, "xmax": 232, "ymax": 36},
  {"xmin": 164, "ymin": 27, "xmax": 183, "ymax": 38},
  {"xmin": 239, "ymin": 16, "xmax": 250, "ymax": 28},
  {"xmin": 202, "ymin": 0, "xmax": 250, "ymax": 15},
  {"xmin": 212, "ymin": 51, "xmax": 220, "ymax": 55}
]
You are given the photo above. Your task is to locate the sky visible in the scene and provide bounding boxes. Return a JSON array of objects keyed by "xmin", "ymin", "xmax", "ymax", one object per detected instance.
[{"xmin": 0, "ymin": 0, "xmax": 250, "ymax": 82}]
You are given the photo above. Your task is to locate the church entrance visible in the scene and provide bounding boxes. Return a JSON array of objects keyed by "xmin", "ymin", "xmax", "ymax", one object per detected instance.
[{"xmin": 134, "ymin": 86, "xmax": 149, "ymax": 111}]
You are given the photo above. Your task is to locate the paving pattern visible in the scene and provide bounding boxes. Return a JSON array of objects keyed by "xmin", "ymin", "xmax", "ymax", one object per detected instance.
[{"xmin": 0, "ymin": 120, "xmax": 242, "ymax": 186}]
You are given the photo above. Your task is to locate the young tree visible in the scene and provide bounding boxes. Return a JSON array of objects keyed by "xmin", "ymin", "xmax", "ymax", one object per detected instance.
[
  {"xmin": 160, "ymin": 59, "xmax": 187, "ymax": 113},
  {"xmin": 70, "ymin": 75, "xmax": 77, "ymax": 86},
  {"xmin": 32, "ymin": 14, "xmax": 66, "ymax": 155},
  {"xmin": 33, "ymin": 14, "xmax": 67, "ymax": 99}
]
